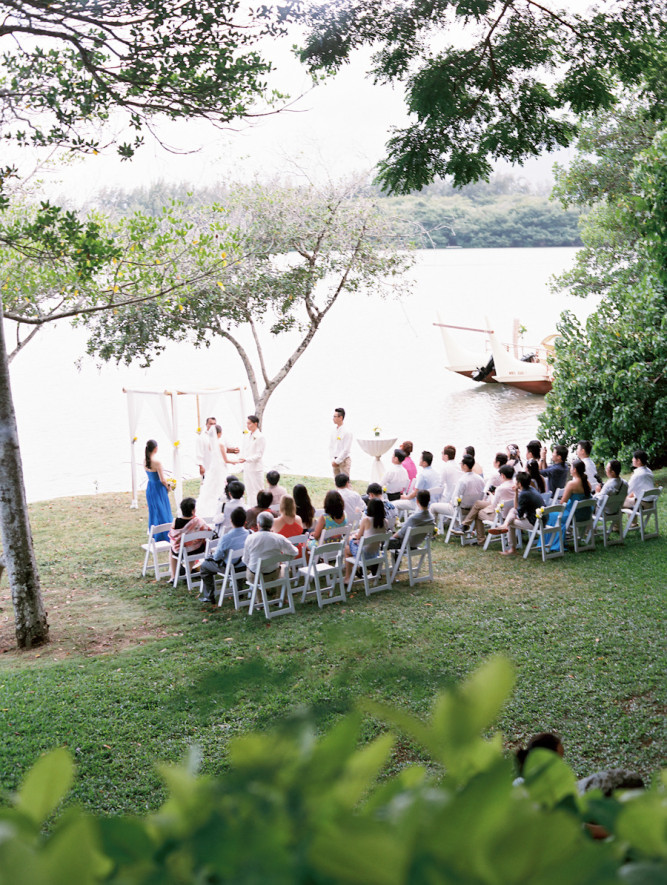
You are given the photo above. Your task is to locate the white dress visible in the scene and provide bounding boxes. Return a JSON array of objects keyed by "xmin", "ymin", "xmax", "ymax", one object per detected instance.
[{"xmin": 197, "ymin": 428, "xmax": 225, "ymax": 519}]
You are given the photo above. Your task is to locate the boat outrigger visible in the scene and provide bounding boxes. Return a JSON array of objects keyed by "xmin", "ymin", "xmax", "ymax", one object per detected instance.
[{"xmin": 435, "ymin": 316, "xmax": 557, "ymax": 395}]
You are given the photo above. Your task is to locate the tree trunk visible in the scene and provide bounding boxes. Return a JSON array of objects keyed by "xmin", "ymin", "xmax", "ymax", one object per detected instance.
[{"xmin": 0, "ymin": 302, "xmax": 49, "ymax": 648}]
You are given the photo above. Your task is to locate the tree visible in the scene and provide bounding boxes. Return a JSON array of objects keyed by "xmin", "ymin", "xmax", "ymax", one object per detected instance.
[
  {"xmin": 0, "ymin": 0, "xmax": 290, "ymax": 647},
  {"xmin": 82, "ymin": 179, "xmax": 414, "ymax": 424},
  {"xmin": 297, "ymin": 0, "xmax": 667, "ymax": 192},
  {"xmin": 539, "ymin": 119, "xmax": 667, "ymax": 465}
]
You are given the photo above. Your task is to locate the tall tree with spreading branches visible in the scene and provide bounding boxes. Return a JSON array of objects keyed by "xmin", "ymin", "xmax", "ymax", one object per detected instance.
[
  {"xmin": 82, "ymin": 180, "xmax": 415, "ymax": 424},
  {"xmin": 0, "ymin": 0, "xmax": 292, "ymax": 648}
]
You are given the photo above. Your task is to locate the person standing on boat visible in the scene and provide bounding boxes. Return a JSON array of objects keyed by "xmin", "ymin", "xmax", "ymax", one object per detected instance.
[{"xmin": 330, "ymin": 407, "xmax": 353, "ymax": 478}]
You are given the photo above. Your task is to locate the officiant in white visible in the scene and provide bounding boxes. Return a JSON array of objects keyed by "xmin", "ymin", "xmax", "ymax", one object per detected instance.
[
  {"xmin": 196, "ymin": 416, "xmax": 217, "ymax": 478},
  {"xmin": 239, "ymin": 414, "xmax": 265, "ymax": 507}
]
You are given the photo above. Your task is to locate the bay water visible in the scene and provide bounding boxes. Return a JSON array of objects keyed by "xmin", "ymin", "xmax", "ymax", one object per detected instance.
[{"xmin": 9, "ymin": 247, "xmax": 595, "ymax": 503}]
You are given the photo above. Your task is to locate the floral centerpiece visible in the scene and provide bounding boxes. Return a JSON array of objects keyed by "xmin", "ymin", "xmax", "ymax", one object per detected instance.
[{"xmin": 373, "ymin": 425, "xmax": 381, "ymax": 438}]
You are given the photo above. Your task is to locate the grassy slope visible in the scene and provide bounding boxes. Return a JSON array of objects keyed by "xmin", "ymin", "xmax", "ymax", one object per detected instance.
[{"xmin": 0, "ymin": 473, "xmax": 664, "ymax": 816}]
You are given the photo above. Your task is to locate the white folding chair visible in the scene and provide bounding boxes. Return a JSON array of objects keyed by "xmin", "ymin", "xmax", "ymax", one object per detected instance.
[
  {"xmin": 141, "ymin": 522, "xmax": 172, "ymax": 579},
  {"xmin": 172, "ymin": 530, "xmax": 215, "ymax": 590},
  {"xmin": 564, "ymin": 499, "xmax": 596, "ymax": 553},
  {"xmin": 346, "ymin": 532, "xmax": 392, "ymax": 596},
  {"xmin": 390, "ymin": 525, "xmax": 433, "ymax": 586},
  {"xmin": 247, "ymin": 552, "xmax": 297, "ymax": 620},
  {"xmin": 284, "ymin": 533, "xmax": 310, "ymax": 590},
  {"xmin": 482, "ymin": 501, "xmax": 514, "ymax": 551},
  {"xmin": 430, "ymin": 500, "xmax": 455, "ymax": 537},
  {"xmin": 444, "ymin": 501, "xmax": 465, "ymax": 543},
  {"xmin": 298, "ymin": 541, "xmax": 347, "ymax": 607},
  {"xmin": 622, "ymin": 487, "xmax": 661, "ymax": 541},
  {"xmin": 522, "ymin": 504, "xmax": 565, "ymax": 560},
  {"xmin": 320, "ymin": 524, "xmax": 352, "ymax": 545},
  {"xmin": 541, "ymin": 491, "xmax": 553, "ymax": 506},
  {"xmin": 215, "ymin": 548, "xmax": 249, "ymax": 609},
  {"xmin": 590, "ymin": 489, "xmax": 625, "ymax": 546},
  {"xmin": 551, "ymin": 486, "xmax": 564, "ymax": 505},
  {"xmin": 427, "ymin": 483, "xmax": 444, "ymax": 505}
]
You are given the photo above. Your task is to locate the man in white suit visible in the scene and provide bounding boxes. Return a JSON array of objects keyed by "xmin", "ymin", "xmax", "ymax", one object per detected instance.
[{"xmin": 239, "ymin": 414, "xmax": 266, "ymax": 508}]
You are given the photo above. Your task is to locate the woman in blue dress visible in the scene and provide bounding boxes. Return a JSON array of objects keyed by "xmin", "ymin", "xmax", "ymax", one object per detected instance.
[
  {"xmin": 145, "ymin": 439, "xmax": 173, "ymax": 541},
  {"xmin": 548, "ymin": 459, "xmax": 592, "ymax": 551}
]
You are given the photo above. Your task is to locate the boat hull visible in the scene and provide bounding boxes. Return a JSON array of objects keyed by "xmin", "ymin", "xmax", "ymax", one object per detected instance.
[
  {"xmin": 450, "ymin": 368, "xmax": 497, "ymax": 383},
  {"xmin": 494, "ymin": 377, "xmax": 552, "ymax": 395}
]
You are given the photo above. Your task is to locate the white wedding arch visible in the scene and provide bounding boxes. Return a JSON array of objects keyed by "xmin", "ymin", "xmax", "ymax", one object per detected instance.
[{"xmin": 123, "ymin": 385, "xmax": 248, "ymax": 508}]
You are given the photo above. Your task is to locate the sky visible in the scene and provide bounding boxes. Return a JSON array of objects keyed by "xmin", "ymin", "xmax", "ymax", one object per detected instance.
[{"xmin": 17, "ymin": 11, "xmax": 582, "ymax": 206}]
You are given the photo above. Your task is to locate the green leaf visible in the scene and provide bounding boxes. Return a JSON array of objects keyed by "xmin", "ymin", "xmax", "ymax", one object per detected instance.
[{"xmin": 14, "ymin": 748, "xmax": 73, "ymax": 826}]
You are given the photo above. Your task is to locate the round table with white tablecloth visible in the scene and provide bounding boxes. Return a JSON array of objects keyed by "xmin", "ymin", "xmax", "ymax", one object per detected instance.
[{"xmin": 356, "ymin": 437, "xmax": 397, "ymax": 483}]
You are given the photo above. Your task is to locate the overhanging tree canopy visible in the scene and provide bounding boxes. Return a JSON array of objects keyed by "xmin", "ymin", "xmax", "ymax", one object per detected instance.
[{"xmin": 297, "ymin": 0, "xmax": 667, "ymax": 192}]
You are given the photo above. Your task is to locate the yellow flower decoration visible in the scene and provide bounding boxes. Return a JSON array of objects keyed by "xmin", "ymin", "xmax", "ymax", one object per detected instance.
[
  {"xmin": 132, "ymin": 436, "xmax": 137, "ymax": 443},
  {"xmin": 173, "ymin": 440, "xmax": 180, "ymax": 447}
]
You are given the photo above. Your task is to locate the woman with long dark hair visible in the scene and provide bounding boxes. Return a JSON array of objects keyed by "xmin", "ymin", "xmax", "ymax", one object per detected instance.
[
  {"xmin": 311, "ymin": 490, "xmax": 347, "ymax": 543},
  {"xmin": 144, "ymin": 439, "xmax": 173, "ymax": 542},
  {"xmin": 293, "ymin": 483, "xmax": 315, "ymax": 531}
]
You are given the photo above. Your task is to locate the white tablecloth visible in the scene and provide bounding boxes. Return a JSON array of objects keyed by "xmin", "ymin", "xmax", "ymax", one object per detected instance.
[{"xmin": 357, "ymin": 437, "xmax": 397, "ymax": 483}]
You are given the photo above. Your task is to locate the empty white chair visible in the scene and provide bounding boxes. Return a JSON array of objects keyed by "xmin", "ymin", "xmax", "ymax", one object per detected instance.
[
  {"xmin": 141, "ymin": 522, "xmax": 172, "ymax": 579},
  {"xmin": 564, "ymin": 499, "xmax": 596, "ymax": 553},
  {"xmin": 390, "ymin": 525, "xmax": 433, "ymax": 586},
  {"xmin": 346, "ymin": 532, "xmax": 392, "ymax": 596},
  {"xmin": 172, "ymin": 529, "xmax": 215, "ymax": 590},
  {"xmin": 522, "ymin": 505, "xmax": 565, "ymax": 561},
  {"xmin": 298, "ymin": 541, "xmax": 347, "ymax": 607},
  {"xmin": 622, "ymin": 487, "xmax": 661, "ymax": 541},
  {"xmin": 247, "ymin": 552, "xmax": 297, "ymax": 620}
]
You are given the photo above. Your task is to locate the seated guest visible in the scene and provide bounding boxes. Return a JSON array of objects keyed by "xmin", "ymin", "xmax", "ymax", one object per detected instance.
[
  {"xmin": 400, "ymin": 450, "xmax": 439, "ymax": 501},
  {"xmin": 213, "ymin": 479, "xmax": 245, "ymax": 535},
  {"xmin": 264, "ymin": 470, "xmax": 288, "ymax": 515},
  {"xmin": 484, "ymin": 452, "xmax": 508, "ymax": 495},
  {"xmin": 198, "ymin": 506, "xmax": 249, "ymax": 604},
  {"xmin": 311, "ymin": 490, "xmax": 348, "ymax": 543},
  {"xmin": 624, "ymin": 449, "xmax": 654, "ymax": 508},
  {"xmin": 488, "ymin": 470, "xmax": 544, "ymax": 555},
  {"xmin": 293, "ymin": 483, "xmax": 316, "ymax": 531},
  {"xmin": 431, "ymin": 454, "xmax": 485, "ymax": 522},
  {"xmin": 595, "ymin": 460, "xmax": 629, "ymax": 513},
  {"xmin": 168, "ymin": 497, "xmax": 210, "ymax": 579},
  {"xmin": 452, "ymin": 464, "xmax": 515, "ymax": 543},
  {"xmin": 400, "ymin": 440, "xmax": 418, "ymax": 483},
  {"xmin": 388, "ymin": 489, "xmax": 434, "ymax": 550},
  {"xmin": 525, "ymin": 439, "xmax": 542, "ymax": 464},
  {"xmin": 347, "ymin": 498, "xmax": 388, "ymax": 581},
  {"xmin": 576, "ymin": 439, "xmax": 599, "ymax": 489},
  {"xmin": 527, "ymin": 459, "xmax": 546, "ymax": 495},
  {"xmin": 334, "ymin": 473, "xmax": 365, "ymax": 525},
  {"xmin": 539, "ymin": 444, "xmax": 569, "ymax": 493},
  {"xmin": 245, "ymin": 490, "xmax": 273, "ymax": 531},
  {"xmin": 366, "ymin": 482, "xmax": 398, "ymax": 531},
  {"xmin": 243, "ymin": 511, "xmax": 297, "ymax": 583},
  {"xmin": 464, "ymin": 445, "xmax": 484, "ymax": 476},
  {"xmin": 439, "ymin": 445, "xmax": 461, "ymax": 505},
  {"xmin": 506, "ymin": 443, "xmax": 522, "ymax": 469},
  {"xmin": 382, "ymin": 449, "xmax": 410, "ymax": 500},
  {"xmin": 272, "ymin": 495, "xmax": 304, "ymax": 540}
]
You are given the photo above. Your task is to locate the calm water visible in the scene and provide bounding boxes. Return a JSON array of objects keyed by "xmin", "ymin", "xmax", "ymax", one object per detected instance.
[{"xmin": 9, "ymin": 247, "xmax": 595, "ymax": 502}]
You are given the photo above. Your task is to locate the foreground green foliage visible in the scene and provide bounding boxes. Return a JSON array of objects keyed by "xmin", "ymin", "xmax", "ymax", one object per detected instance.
[{"xmin": 0, "ymin": 658, "xmax": 665, "ymax": 884}]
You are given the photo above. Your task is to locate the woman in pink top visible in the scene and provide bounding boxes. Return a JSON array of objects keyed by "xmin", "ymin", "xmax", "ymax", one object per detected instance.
[{"xmin": 400, "ymin": 440, "xmax": 418, "ymax": 483}]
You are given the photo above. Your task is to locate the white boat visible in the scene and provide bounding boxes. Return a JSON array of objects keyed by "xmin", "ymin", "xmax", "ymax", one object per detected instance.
[
  {"xmin": 485, "ymin": 318, "xmax": 554, "ymax": 395},
  {"xmin": 435, "ymin": 316, "xmax": 557, "ymax": 394},
  {"xmin": 435, "ymin": 315, "xmax": 497, "ymax": 383}
]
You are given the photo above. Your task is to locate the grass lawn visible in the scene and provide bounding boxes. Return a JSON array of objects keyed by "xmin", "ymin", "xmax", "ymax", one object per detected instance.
[{"xmin": 0, "ymin": 473, "xmax": 665, "ymax": 816}]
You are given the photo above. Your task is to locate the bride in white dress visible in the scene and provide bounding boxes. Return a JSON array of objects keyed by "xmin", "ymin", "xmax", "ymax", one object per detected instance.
[{"xmin": 196, "ymin": 425, "xmax": 233, "ymax": 519}]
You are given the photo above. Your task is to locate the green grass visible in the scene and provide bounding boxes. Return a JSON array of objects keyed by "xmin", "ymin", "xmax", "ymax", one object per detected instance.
[{"xmin": 0, "ymin": 473, "xmax": 665, "ymax": 816}]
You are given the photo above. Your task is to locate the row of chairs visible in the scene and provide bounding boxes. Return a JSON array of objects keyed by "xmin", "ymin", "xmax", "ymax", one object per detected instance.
[
  {"xmin": 142, "ymin": 521, "xmax": 434, "ymax": 620},
  {"xmin": 436, "ymin": 486, "xmax": 662, "ymax": 562}
]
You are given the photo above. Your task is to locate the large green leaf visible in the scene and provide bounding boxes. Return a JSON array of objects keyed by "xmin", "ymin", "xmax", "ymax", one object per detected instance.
[{"xmin": 14, "ymin": 748, "xmax": 73, "ymax": 827}]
